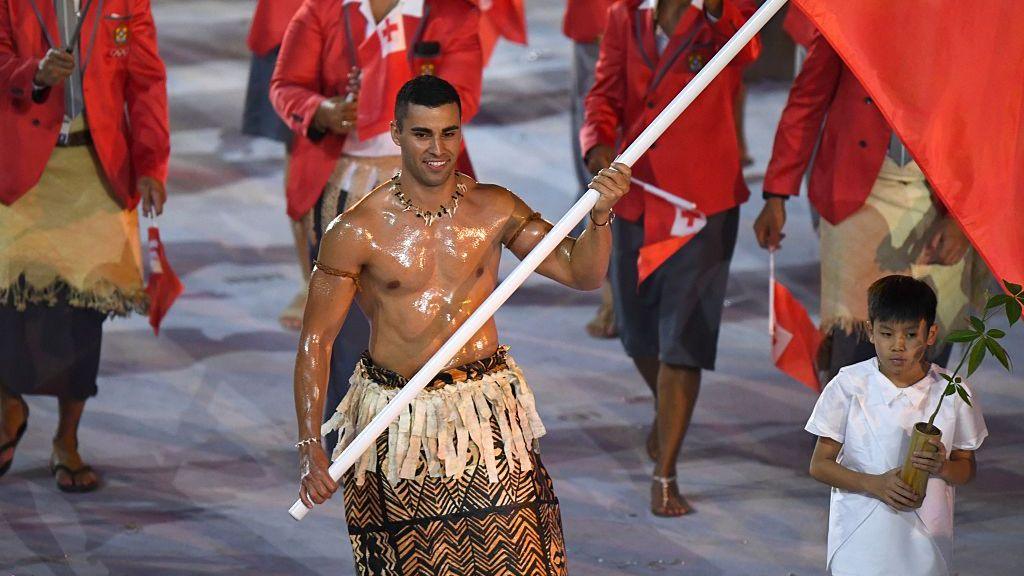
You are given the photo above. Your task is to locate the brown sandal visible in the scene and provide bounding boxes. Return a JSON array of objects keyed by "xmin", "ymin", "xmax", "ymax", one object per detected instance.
[{"xmin": 50, "ymin": 447, "xmax": 100, "ymax": 493}]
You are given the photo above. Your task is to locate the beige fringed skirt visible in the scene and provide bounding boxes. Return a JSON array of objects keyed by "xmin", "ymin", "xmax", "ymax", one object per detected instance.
[
  {"xmin": 0, "ymin": 118, "xmax": 147, "ymax": 317},
  {"xmin": 322, "ymin": 347, "xmax": 568, "ymax": 576}
]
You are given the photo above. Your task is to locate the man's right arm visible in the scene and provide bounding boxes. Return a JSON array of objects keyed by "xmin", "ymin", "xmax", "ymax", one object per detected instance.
[
  {"xmin": 754, "ymin": 31, "xmax": 843, "ymax": 250},
  {"xmin": 763, "ymin": 31, "xmax": 843, "ymax": 197},
  {"xmin": 0, "ymin": 0, "xmax": 35, "ymax": 98},
  {"xmin": 580, "ymin": 3, "xmax": 626, "ymax": 175},
  {"xmin": 0, "ymin": 2, "xmax": 72, "ymax": 102},
  {"xmin": 270, "ymin": 2, "xmax": 332, "ymax": 141},
  {"xmin": 294, "ymin": 216, "xmax": 365, "ymax": 508}
]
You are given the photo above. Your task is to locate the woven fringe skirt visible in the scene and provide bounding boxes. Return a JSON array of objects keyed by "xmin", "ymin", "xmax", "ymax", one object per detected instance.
[
  {"xmin": 0, "ymin": 118, "xmax": 146, "ymax": 317},
  {"xmin": 322, "ymin": 347, "xmax": 568, "ymax": 576}
]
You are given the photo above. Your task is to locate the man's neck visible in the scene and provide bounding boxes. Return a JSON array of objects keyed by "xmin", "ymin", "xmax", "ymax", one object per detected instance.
[{"xmin": 399, "ymin": 172, "xmax": 459, "ymax": 205}]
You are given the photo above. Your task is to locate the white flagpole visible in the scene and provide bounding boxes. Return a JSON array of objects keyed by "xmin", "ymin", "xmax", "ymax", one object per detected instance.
[{"xmin": 289, "ymin": 0, "xmax": 790, "ymax": 521}]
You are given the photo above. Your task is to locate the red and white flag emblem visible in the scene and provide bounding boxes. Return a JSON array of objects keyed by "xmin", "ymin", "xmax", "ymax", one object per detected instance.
[
  {"xmin": 769, "ymin": 252, "xmax": 822, "ymax": 392},
  {"xmin": 630, "ymin": 177, "xmax": 707, "ymax": 285},
  {"xmin": 145, "ymin": 224, "xmax": 184, "ymax": 336},
  {"xmin": 356, "ymin": 6, "xmax": 414, "ymax": 138},
  {"xmin": 377, "ymin": 12, "xmax": 406, "ymax": 55}
]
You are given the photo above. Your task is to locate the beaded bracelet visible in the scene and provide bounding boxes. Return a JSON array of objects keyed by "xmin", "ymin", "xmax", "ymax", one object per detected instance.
[
  {"xmin": 590, "ymin": 208, "xmax": 615, "ymax": 227},
  {"xmin": 295, "ymin": 437, "xmax": 320, "ymax": 449}
]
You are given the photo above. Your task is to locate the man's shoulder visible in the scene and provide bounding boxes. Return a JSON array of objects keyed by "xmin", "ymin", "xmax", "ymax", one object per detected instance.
[
  {"xmin": 466, "ymin": 177, "xmax": 511, "ymax": 197},
  {"xmin": 320, "ymin": 183, "xmax": 390, "ymax": 241},
  {"xmin": 339, "ymin": 182, "xmax": 395, "ymax": 224},
  {"xmin": 462, "ymin": 176, "xmax": 519, "ymax": 212}
]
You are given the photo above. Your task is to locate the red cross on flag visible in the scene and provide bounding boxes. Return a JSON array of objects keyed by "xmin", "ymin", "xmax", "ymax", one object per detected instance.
[
  {"xmin": 770, "ymin": 252, "xmax": 822, "ymax": 392},
  {"xmin": 357, "ymin": 9, "xmax": 412, "ymax": 139},
  {"xmin": 630, "ymin": 177, "xmax": 707, "ymax": 285}
]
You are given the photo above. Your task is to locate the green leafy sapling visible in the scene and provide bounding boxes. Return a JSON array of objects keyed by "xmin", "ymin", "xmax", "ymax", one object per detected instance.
[{"xmin": 927, "ymin": 280, "xmax": 1023, "ymax": 428}]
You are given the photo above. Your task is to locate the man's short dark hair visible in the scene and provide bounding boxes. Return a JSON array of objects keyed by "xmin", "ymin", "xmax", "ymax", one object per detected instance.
[
  {"xmin": 394, "ymin": 75, "xmax": 462, "ymax": 129},
  {"xmin": 867, "ymin": 275, "xmax": 937, "ymax": 327}
]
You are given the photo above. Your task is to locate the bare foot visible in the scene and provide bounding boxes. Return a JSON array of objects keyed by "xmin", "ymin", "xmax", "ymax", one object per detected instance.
[
  {"xmin": 278, "ymin": 286, "xmax": 308, "ymax": 331},
  {"xmin": 50, "ymin": 440, "xmax": 99, "ymax": 493},
  {"xmin": 645, "ymin": 424, "xmax": 659, "ymax": 462},
  {"xmin": 651, "ymin": 476, "xmax": 692, "ymax": 517}
]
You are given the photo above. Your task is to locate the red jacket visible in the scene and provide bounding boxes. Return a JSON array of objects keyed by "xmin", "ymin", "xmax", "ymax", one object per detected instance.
[
  {"xmin": 247, "ymin": 0, "xmax": 305, "ymax": 56},
  {"xmin": 762, "ymin": 32, "xmax": 891, "ymax": 225},
  {"xmin": 271, "ymin": 0, "xmax": 482, "ymax": 221},
  {"xmin": 0, "ymin": 0, "xmax": 169, "ymax": 209},
  {"xmin": 563, "ymin": 0, "xmax": 614, "ymax": 44},
  {"xmin": 581, "ymin": 0, "xmax": 759, "ymax": 221},
  {"xmin": 781, "ymin": 3, "xmax": 814, "ymax": 48}
]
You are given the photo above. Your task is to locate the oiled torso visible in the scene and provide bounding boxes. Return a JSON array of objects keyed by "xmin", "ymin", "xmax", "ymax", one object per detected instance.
[{"xmin": 339, "ymin": 176, "xmax": 518, "ymax": 378}]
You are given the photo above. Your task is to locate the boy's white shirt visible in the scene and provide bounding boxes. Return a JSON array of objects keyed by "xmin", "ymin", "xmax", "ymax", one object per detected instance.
[{"xmin": 805, "ymin": 358, "xmax": 988, "ymax": 576}]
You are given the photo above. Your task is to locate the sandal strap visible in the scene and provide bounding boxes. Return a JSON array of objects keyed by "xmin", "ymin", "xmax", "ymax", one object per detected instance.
[{"xmin": 652, "ymin": 475, "xmax": 677, "ymax": 485}]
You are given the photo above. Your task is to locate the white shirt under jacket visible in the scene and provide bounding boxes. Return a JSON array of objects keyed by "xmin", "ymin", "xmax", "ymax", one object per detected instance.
[{"xmin": 805, "ymin": 358, "xmax": 988, "ymax": 576}]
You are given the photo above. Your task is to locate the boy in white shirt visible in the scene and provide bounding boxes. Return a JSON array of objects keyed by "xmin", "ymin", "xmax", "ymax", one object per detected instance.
[{"xmin": 806, "ymin": 275, "xmax": 988, "ymax": 576}]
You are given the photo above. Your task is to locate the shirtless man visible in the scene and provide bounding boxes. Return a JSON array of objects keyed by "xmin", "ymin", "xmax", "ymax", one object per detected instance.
[{"xmin": 293, "ymin": 75, "xmax": 629, "ymax": 575}]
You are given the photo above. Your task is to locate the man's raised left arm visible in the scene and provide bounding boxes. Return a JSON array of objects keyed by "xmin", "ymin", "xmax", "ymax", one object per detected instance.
[{"xmin": 505, "ymin": 163, "xmax": 631, "ymax": 290}]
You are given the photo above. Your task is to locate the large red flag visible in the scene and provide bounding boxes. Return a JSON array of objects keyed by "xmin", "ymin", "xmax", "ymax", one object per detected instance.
[
  {"xmin": 771, "ymin": 255, "xmax": 822, "ymax": 392},
  {"xmin": 357, "ymin": 9, "xmax": 413, "ymax": 139},
  {"xmin": 792, "ymin": 0, "xmax": 1024, "ymax": 287},
  {"xmin": 630, "ymin": 178, "xmax": 706, "ymax": 285},
  {"xmin": 781, "ymin": 4, "xmax": 814, "ymax": 48}
]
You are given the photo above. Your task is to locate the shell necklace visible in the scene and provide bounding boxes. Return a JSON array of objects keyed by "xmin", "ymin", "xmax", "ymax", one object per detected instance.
[{"xmin": 391, "ymin": 172, "xmax": 466, "ymax": 226}]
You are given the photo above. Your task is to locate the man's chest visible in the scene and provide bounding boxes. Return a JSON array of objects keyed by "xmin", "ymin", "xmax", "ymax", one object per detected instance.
[{"xmin": 365, "ymin": 222, "xmax": 504, "ymax": 292}]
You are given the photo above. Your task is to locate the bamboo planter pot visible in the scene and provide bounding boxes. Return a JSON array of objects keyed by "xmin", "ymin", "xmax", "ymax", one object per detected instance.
[{"xmin": 900, "ymin": 422, "xmax": 941, "ymax": 496}]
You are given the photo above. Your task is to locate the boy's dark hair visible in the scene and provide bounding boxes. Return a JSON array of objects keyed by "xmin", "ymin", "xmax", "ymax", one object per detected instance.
[
  {"xmin": 394, "ymin": 75, "xmax": 461, "ymax": 129},
  {"xmin": 867, "ymin": 275, "xmax": 937, "ymax": 327}
]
